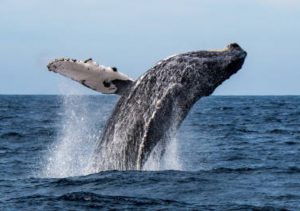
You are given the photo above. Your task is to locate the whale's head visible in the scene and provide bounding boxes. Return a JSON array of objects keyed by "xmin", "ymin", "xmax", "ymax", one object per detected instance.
[
  {"xmin": 164, "ymin": 43, "xmax": 247, "ymax": 101},
  {"xmin": 144, "ymin": 43, "xmax": 247, "ymax": 108}
]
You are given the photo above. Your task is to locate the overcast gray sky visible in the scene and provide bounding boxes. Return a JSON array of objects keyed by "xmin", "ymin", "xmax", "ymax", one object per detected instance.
[{"xmin": 0, "ymin": 0, "xmax": 299, "ymax": 95}]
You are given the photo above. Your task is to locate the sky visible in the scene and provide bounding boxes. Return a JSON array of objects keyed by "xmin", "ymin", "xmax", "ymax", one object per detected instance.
[{"xmin": 0, "ymin": 0, "xmax": 299, "ymax": 95}]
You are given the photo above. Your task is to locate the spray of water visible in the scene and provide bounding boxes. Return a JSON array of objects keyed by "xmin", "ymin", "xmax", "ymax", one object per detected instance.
[
  {"xmin": 143, "ymin": 137, "xmax": 182, "ymax": 171},
  {"xmin": 40, "ymin": 95, "xmax": 100, "ymax": 178},
  {"xmin": 39, "ymin": 81, "xmax": 101, "ymax": 178},
  {"xmin": 40, "ymin": 82, "xmax": 182, "ymax": 178},
  {"xmin": 143, "ymin": 102, "xmax": 183, "ymax": 171}
]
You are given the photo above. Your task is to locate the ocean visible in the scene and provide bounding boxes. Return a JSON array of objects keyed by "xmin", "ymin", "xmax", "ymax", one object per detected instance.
[{"xmin": 0, "ymin": 95, "xmax": 299, "ymax": 210}]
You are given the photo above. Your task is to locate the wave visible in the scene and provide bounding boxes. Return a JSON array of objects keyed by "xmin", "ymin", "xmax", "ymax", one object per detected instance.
[
  {"xmin": 5, "ymin": 192, "xmax": 193, "ymax": 209},
  {"xmin": 58, "ymin": 192, "xmax": 189, "ymax": 206},
  {"xmin": 205, "ymin": 166, "xmax": 300, "ymax": 174},
  {"xmin": 4, "ymin": 192, "xmax": 291, "ymax": 210},
  {"xmin": 0, "ymin": 132, "xmax": 24, "ymax": 139},
  {"xmin": 0, "ymin": 116, "xmax": 16, "ymax": 121}
]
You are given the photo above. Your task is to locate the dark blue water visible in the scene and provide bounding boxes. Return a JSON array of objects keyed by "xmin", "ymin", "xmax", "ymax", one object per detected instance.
[{"xmin": 0, "ymin": 95, "xmax": 299, "ymax": 210}]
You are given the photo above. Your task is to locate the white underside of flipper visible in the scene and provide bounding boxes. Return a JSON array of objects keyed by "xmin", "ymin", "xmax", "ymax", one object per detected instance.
[{"xmin": 47, "ymin": 58, "xmax": 133, "ymax": 94}]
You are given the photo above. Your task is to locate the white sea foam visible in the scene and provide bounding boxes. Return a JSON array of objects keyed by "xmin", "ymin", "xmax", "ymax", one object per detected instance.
[
  {"xmin": 40, "ymin": 82, "xmax": 100, "ymax": 178},
  {"xmin": 40, "ymin": 82, "xmax": 182, "ymax": 177},
  {"xmin": 143, "ymin": 103, "xmax": 183, "ymax": 171},
  {"xmin": 143, "ymin": 137, "xmax": 182, "ymax": 171},
  {"xmin": 40, "ymin": 95, "xmax": 99, "ymax": 178}
]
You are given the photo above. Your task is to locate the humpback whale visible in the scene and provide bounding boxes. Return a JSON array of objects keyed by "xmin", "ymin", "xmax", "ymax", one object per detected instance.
[{"xmin": 47, "ymin": 43, "xmax": 247, "ymax": 171}]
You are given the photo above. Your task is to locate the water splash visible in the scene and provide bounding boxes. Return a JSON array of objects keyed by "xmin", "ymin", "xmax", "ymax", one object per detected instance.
[
  {"xmin": 143, "ymin": 137, "xmax": 182, "ymax": 171},
  {"xmin": 142, "ymin": 102, "xmax": 183, "ymax": 171},
  {"xmin": 40, "ymin": 81, "xmax": 182, "ymax": 177},
  {"xmin": 40, "ymin": 95, "xmax": 100, "ymax": 178},
  {"xmin": 143, "ymin": 103, "xmax": 183, "ymax": 171}
]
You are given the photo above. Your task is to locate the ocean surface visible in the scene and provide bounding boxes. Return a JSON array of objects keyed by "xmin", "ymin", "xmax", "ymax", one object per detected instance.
[{"xmin": 0, "ymin": 95, "xmax": 299, "ymax": 210}]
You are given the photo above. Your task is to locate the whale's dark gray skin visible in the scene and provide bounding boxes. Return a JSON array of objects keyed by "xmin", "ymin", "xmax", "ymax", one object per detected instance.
[{"xmin": 94, "ymin": 43, "xmax": 247, "ymax": 170}]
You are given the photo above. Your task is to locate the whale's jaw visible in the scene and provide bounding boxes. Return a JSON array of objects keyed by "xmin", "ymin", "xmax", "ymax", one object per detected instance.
[{"xmin": 94, "ymin": 43, "xmax": 247, "ymax": 171}]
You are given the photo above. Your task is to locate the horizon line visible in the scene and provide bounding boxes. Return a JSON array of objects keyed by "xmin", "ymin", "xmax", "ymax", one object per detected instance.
[{"xmin": 1, "ymin": 94, "xmax": 300, "ymax": 97}]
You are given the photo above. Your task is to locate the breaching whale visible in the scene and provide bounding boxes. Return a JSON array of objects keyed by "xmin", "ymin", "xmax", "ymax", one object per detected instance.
[{"xmin": 47, "ymin": 43, "xmax": 247, "ymax": 170}]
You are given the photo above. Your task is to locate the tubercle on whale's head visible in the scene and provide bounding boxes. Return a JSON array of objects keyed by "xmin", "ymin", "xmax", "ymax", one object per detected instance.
[
  {"xmin": 223, "ymin": 43, "xmax": 247, "ymax": 76},
  {"xmin": 226, "ymin": 43, "xmax": 247, "ymax": 63}
]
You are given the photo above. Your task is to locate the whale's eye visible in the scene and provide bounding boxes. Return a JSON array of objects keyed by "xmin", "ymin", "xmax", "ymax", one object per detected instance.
[
  {"xmin": 103, "ymin": 81, "xmax": 111, "ymax": 88},
  {"xmin": 111, "ymin": 67, "xmax": 118, "ymax": 72}
]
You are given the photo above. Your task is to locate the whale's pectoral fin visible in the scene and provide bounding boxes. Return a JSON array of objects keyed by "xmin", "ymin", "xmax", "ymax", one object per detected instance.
[{"xmin": 47, "ymin": 58, "xmax": 134, "ymax": 95}]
